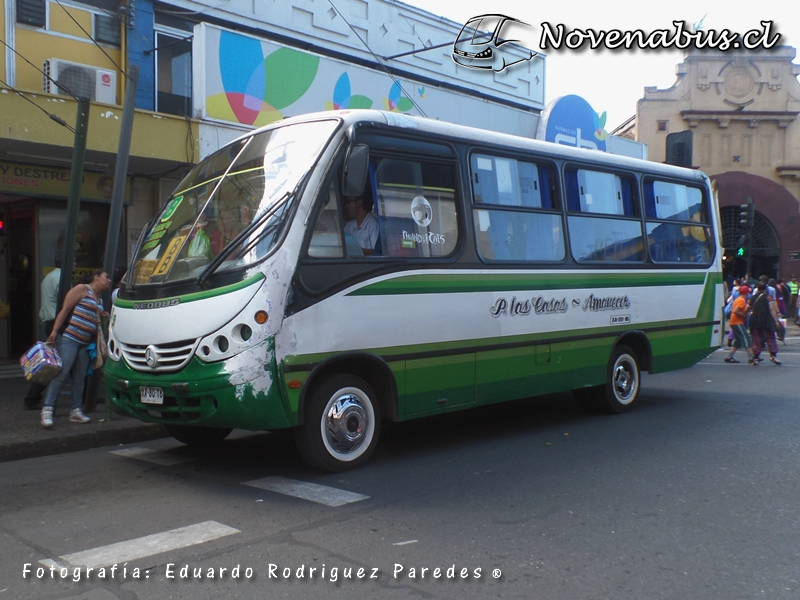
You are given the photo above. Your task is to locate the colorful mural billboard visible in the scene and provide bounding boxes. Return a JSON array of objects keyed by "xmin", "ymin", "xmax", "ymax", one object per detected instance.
[{"xmin": 194, "ymin": 23, "xmax": 540, "ymax": 137}]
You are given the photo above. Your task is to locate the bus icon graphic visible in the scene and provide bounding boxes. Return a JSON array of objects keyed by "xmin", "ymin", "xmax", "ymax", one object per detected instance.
[{"xmin": 452, "ymin": 14, "xmax": 537, "ymax": 72}]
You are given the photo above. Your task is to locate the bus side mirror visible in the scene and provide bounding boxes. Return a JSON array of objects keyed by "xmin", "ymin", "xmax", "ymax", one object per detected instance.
[{"xmin": 342, "ymin": 144, "xmax": 369, "ymax": 197}]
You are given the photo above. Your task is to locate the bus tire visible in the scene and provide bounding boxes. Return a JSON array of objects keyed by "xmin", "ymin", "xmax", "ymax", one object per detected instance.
[
  {"xmin": 573, "ymin": 345, "xmax": 640, "ymax": 414},
  {"xmin": 295, "ymin": 374, "xmax": 381, "ymax": 472},
  {"xmin": 165, "ymin": 424, "xmax": 232, "ymax": 446},
  {"xmin": 602, "ymin": 345, "xmax": 640, "ymax": 413}
]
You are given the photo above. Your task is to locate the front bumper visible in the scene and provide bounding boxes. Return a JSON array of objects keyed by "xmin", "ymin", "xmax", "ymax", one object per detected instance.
[{"xmin": 104, "ymin": 338, "xmax": 294, "ymax": 430}]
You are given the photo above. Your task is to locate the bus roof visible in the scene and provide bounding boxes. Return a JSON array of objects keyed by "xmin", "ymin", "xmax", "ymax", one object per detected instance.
[{"xmin": 235, "ymin": 109, "xmax": 709, "ymax": 183}]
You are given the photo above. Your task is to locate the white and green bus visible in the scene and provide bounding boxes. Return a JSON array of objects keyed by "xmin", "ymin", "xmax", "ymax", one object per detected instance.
[{"xmin": 106, "ymin": 109, "xmax": 724, "ymax": 471}]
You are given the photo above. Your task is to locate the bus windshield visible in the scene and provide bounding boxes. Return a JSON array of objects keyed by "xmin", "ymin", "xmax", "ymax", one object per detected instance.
[{"xmin": 131, "ymin": 119, "xmax": 338, "ymax": 286}]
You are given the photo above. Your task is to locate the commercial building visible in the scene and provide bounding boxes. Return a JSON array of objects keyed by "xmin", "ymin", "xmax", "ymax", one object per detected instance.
[{"xmin": 0, "ymin": 0, "xmax": 545, "ymax": 358}]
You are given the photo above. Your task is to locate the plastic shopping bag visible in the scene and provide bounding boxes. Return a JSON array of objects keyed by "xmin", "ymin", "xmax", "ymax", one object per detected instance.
[{"xmin": 19, "ymin": 342, "xmax": 62, "ymax": 386}]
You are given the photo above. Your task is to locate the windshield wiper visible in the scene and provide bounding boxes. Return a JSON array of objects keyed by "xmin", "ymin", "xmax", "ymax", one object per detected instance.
[{"xmin": 196, "ymin": 171, "xmax": 309, "ymax": 287}]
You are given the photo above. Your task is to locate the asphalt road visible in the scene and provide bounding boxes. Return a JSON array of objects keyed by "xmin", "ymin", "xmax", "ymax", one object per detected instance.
[{"xmin": 2, "ymin": 343, "xmax": 799, "ymax": 600}]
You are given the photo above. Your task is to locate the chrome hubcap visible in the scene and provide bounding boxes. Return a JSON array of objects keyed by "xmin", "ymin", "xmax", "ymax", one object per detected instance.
[
  {"xmin": 323, "ymin": 391, "xmax": 371, "ymax": 457},
  {"xmin": 613, "ymin": 355, "xmax": 637, "ymax": 404}
]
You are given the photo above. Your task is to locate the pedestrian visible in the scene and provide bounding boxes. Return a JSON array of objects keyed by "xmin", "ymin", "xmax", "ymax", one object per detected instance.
[
  {"xmin": 23, "ymin": 254, "xmax": 62, "ymax": 410},
  {"xmin": 749, "ymin": 280, "xmax": 781, "ymax": 366},
  {"xmin": 788, "ymin": 275, "xmax": 798, "ymax": 322},
  {"xmin": 724, "ymin": 279, "xmax": 741, "ymax": 347},
  {"xmin": 39, "ymin": 269, "xmax": 111, "ymax": 428},
  {"xmin": 724, "ymin": 284, "xmax": 753, "ymax": 364},
  {"xmin": 773, "ymin": 278, "xmax": 788, "ymax": 343},
  {"xmin": 776, "ymin": 277, "xmax": 791, "ymax": 310}
]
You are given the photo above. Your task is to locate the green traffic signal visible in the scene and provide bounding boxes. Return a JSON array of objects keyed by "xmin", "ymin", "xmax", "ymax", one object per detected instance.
[{"xmin": 737, "ymin": 247, "xmax": 745, "ymax": 257}]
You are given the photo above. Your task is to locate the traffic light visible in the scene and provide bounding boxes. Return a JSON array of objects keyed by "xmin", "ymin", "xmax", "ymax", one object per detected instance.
[{"xmin": 738, "ymin": 198, "xmax": 755, "ymax": 229}]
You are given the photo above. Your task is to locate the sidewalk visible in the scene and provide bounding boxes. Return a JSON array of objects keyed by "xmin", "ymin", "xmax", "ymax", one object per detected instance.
[{"xmin": 0, "ymin": 373, "xmax": 167, "ymax": 463}]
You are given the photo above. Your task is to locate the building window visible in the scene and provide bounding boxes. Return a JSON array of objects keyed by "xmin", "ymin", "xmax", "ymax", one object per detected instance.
[
  {"xmin": 155, "ymin": 31, "xmax": 193, "ymax": 117},
  {"xmin": 16, "ymin": 0, "xmax": 46, "ymax": 27},
  {"xmin": 657, "ymin": 120, "xmax": 669, "ymax": 132},
  {"xmin": 18, "ymin": 0, "xmax": 120, "ymax": 45},
  {"xmin": 95, "ymin": 13, "xmax": 121, "ymax": 46}
]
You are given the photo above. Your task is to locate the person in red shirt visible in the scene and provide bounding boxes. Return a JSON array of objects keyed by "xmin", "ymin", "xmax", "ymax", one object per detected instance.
[{"xmin": 724, "ymin": 285, "xmax": 753, "ymax": 364}]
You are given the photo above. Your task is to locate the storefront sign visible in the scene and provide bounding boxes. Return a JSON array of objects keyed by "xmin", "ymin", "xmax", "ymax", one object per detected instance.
[
  {"xmin": 535, "ymin": 94, "xmax": 608, "ymax": 151},
  {"xmin": 0, "ymin": 161, "xmax": 132, "ymax": 204}
]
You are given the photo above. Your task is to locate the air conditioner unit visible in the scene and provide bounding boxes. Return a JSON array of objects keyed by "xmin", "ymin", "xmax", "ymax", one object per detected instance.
[{"xmin": 43, "ymin": 59, "xmax": 117, "ymax": 104}]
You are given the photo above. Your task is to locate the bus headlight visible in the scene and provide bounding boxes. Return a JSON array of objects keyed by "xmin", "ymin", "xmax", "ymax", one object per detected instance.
[
  {"xmin": 196, "ymin": 313, "xmax": 264, "ymax": 363},
  {"xmin": 106, "ymin": 329, "xmax": 122, "ymax": 361}
]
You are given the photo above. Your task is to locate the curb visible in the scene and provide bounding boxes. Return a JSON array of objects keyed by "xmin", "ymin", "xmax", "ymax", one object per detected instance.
[{"xmin": 0, "ymin": 423, "xmax": 169, "ymax": 463}]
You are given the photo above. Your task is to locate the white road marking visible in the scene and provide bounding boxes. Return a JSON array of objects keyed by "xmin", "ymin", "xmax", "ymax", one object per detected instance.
[
  {"xmin": 109, "ymin": 447, "xmax": 194, "ymax": 465},
  {"xmin": 243, "ymin": 476, "xmax": 369, "ymax": 507},
  {"xmin": 39, "ymin": 521, "xmax": 239, "ymax": 569}
]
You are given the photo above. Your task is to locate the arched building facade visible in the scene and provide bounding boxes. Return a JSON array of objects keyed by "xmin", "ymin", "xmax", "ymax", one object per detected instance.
[{"xmin": 636, "ymin": 46, "xmax": 800, "ymax": 281}]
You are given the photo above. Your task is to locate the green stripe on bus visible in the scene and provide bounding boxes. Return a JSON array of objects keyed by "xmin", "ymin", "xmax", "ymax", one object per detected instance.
[
  {"xmin": 282, "ymin": 318, "xmax": 715, "ymax": 370},
  {"xmin": 286, "ymin": 273, "xmax": 721, "ymax": 370},
  {"xmin": 347, "ymin": 271, "xmax": 708, "ymax": 296},
  {"xmin": 114, "ymin": 273, "xmax": 265, "ymax": 308}
]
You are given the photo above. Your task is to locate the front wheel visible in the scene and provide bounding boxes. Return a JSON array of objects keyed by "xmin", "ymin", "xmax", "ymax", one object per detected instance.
[{"xmin": 294, "ymin": 374, "xmax": 381, "ymax": 472}]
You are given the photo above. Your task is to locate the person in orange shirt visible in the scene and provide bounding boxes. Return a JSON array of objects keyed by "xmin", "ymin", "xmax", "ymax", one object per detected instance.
[{"xmin": 724, "ymin": 284, "xmax": 753, "ymax": 364}]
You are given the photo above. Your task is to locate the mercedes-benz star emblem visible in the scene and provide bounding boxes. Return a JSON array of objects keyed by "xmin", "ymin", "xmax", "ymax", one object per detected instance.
[{"xmin": 145, "ymin": 345, "xmax": 159, "ymax": 369}]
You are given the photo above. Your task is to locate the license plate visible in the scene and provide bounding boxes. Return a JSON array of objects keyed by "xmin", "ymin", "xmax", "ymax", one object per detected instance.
[{"xmin": 140, "ymin": 386, "xmax": 164, "ymax": 405}]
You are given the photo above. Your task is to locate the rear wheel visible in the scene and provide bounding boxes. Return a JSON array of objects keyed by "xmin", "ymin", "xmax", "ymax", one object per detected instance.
[
  {"xmin": 602, "ymin": 345, "xmax": 640, "ymax": 413},
  {"xmin": 294, "ymin": 374, "xmax": 381, "ymax": 472},
  {"xmin": 165, "ymin": 424, "xmax": 232, "ymax": 446},
  {"xmin": 573, "ymin": 345, "xmax": 640, "ymax": 414}
]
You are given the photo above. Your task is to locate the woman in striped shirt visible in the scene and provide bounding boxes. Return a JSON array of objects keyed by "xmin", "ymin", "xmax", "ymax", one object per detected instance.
[{"xmin": 41, "ymin": 269, "xmax": 111, "ymax": 429}]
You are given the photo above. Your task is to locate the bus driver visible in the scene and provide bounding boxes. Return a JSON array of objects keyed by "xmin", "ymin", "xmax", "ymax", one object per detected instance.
[{"xmin": 343, "ymin": 194, "xmax": 379, "ymax": 256}]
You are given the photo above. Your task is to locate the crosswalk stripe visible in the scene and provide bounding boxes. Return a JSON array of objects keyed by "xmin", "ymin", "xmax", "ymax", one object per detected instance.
[
  {"xmin": 39, "ymin": 521, "xmax": 239, "ymax": 569},
  {"xmin": 109, "ymin": 447, "xmax": 194, "ymax": 466},
  {"xmin": 243, "ymin": 476, "xmax": 369, "ymax": 507}
]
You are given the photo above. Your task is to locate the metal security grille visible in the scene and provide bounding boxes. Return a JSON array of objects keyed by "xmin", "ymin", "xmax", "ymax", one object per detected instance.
[{"xmin": 720, "ymin": 206, "xmax": 779, "ymax": 256}]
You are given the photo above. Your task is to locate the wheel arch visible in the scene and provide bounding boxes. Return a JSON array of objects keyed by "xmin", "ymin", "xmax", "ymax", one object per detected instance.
[
  {"xmin": 296, "ymin": 352, "xmax": 398, "ymax": 425},
  {"xmin": 612, "ymin": 330, "xmax": 652, "ymax": 372}
]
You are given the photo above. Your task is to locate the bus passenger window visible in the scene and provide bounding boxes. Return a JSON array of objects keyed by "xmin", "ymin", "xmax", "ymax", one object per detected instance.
[
  {"xmin": 374, "ymin": 157, "xmax": 458, "ymax": 258},
  {"xmin": 471, "ymin": 154, "xmax": 563, "ymax": 263},
  {"xmin": 644, "ymin": 180, "xmax": 712, "ymax": 264}
]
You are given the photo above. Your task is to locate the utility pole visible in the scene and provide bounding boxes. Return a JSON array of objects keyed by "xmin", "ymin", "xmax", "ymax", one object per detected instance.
[
  {"xmin": 101, "ymin": 64, "xmax": 139, "ymax": 312},
  {"xmin": 57, "ymin": 98, "xmax": 91, "ymax": 309}
]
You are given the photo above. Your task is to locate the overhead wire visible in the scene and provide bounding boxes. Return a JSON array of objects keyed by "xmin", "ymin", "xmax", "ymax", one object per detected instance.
[
  {"xmin": 326, "ymin": 0, "xmax": 428, "ymax": 118},
  {"xmin": 0, "ymin": 76, "xmax": 77, "ymax": 134},
  {"xmin": 155, "ymin": 0, "xmax": 232, "ymax": 17},
  {"xmin": 0, "ymin": 38, "xmax": 82, "ymax": 101}
]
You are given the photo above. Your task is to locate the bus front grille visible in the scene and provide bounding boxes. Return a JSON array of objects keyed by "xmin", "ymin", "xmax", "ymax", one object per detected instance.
[{"xmin": 119, "ymin": 339, "xmax": 198, "ymax": 373}]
